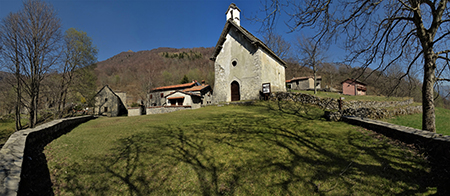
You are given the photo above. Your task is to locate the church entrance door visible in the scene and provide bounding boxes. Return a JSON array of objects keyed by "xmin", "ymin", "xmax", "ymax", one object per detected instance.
[{"xmin": 231, "ymin": 81, "xmax": 240, "ymax": 101}]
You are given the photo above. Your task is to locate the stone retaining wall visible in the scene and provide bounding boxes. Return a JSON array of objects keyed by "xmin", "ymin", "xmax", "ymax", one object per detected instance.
[
  {"xmin": 270, "ymin": 92, "xmax": 422, "ymax": 120},
  {"xmin": 0, "ymin": 115, "xmax": 95, "ymax": 196},
  {"xmin": 342, "ymin": 116, "xmax": 450, "ymax": 194},
  {"xmin": 146, "ymin": 106, "xmax": 192, "ymax": 115}
]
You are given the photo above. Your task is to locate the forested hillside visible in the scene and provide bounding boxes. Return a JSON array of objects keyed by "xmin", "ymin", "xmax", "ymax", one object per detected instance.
[
  {"xmin": 95, "ymin": 47, "xmax": 435, "ymax": 107},
  {"xmin": 95, "ymin": 47, "xmax": 215, "ymax": 104}
]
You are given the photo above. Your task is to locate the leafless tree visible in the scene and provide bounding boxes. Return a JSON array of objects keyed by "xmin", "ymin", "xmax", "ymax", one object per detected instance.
[
  {"xmin": 262, "ymin": 31, "xmax": 292, "ymax": 60},
  {"xmin": 0, "ymin": 12, "xmax": 24, "ymax": 130},
  {"xmin": 0, "ymin": 0, "xmax": 62, "ymax": 128},
  {"xmin": 261, "ymin": 0, "xmax": 450, "ymax": 132},
  {"xmin": 296, "ymin": 36, "xmax": 327, "ymax": 94}
]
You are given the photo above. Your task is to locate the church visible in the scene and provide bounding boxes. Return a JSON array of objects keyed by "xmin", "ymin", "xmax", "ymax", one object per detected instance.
[{"xmin": 211, "ymin": 3, "xmax": 286, "ymax": 103}]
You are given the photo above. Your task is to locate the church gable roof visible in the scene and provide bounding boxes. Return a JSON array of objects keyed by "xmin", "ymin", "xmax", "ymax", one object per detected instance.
[{"xmin": 210, "ymin": 20, "xmax": 286, "ymax": 67}]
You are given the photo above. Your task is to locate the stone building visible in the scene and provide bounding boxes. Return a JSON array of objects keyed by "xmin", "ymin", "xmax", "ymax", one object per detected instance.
[
  {"xmin": 211, "ymin": 3, "xmax": 286, "ymax": 103},
  {"xmin": 165, "ymin": 83, "xmax": 213, "ymax": 109},
  {"xmin": 147, "ymin": 82, "xmax": 198, "ymax": 106},
  {"xmin": 286, "ymin": 76, "xmax": 322, "ymax": 90},
  {"xmin": 94, "ymin": 85, "xmax": 128, "ymax": 116},
  {"xmin": 342, "ymin": 78, "xmax": 367, "ymax": 96}
]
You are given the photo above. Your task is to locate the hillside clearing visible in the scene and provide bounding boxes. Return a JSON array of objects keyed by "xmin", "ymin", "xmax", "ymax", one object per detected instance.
[
  {"xmin": 385, "ymin": 107, "xmax": 450, "ymax": 135},
  {"xmin": 44, "ymin": 101, "xmax": 434, "ymax": 195}
]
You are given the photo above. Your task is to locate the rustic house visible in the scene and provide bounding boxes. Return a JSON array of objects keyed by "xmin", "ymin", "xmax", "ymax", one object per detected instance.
[
  {"xmin": 165, "ymin": 83, "xmax": 213, "ymax": 109},
  {"xmin": 147, "ymin": 81, "xmax": 199, "ymax": 106},
  {"xmin": 342, "ymin": 78, "xmax": 367, "ymax": 96},
  {"xmin": 286, "ymin": 76, "xmax": 322, "ymax": 90},
  {"xmin": 211, "ymin": 3, "xmax": 286, "ymax": 103},
  {"xmin": 94, "ymin": 85, "xmax": 128, "ymax": 116}
]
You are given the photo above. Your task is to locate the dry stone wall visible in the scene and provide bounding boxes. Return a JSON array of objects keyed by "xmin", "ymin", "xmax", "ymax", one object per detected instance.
[
  {"xmin": 0, "ymin": 115, "xmax": 94, "ymax": 196},
  {"xmin": 270, "ymin": 92, "xmax": 422, "ymax": 120},
  {"xmin": 146, "ymin": 106, "xmax": 192, "ymax": 115}
]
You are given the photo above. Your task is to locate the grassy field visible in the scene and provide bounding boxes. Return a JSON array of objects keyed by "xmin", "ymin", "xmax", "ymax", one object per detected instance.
[
  {"xmin": 292, "ymin": 90, "xmax": 410, "ymax": 102},
  {"xmin": 44, "ymin": 101, "xmax": 435, "ymax": 195},
  {"xmin": 0, "ymin": 118, "xmax": 16, "ymax": 147},
  {"xmin": 385, "ymin": 107, "xmax": 450, "ymax": 135}
]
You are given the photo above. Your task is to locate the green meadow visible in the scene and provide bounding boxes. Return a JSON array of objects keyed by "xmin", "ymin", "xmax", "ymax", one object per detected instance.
[
  {"xmin": 385, "ymin": 107, "xmax": 450, "ymax": 135},
  {"xmin": 45, "ymin": 102, "xmax": 434, "ymax": 195}
]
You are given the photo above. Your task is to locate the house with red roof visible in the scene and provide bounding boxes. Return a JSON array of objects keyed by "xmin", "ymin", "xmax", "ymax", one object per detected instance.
[{"xmin": 147, "ymin": 80, "xmax": 212, "ymax": 108}]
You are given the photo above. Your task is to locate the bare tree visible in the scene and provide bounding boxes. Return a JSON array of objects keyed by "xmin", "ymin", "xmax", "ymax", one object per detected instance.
[
  {"xmin": 0, "ymin": 12, "xmax": 24, "ymax": 130},
  {"xmin": 296, "ymin": 36, "xmax": 327, "ymax": 94},
  {"xmin": 262, "ymin": 31, "xmax": 292, "ymax": 60},
  {"xmin": 0, "ymin": 0, "xmax": 62, "ymax": 128},
  {"xmin": 261, "ymin": 0, "xmax": 450, "ymax": 132},
  {"xmin": 57, "ymin": 28, "xmax": 97, "ymax": 118}
]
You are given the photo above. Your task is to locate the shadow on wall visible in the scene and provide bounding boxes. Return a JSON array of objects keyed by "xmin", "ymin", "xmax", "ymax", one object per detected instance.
[
  {"xmin": 48, "ymin": 103, "xmax": 433, "ymax": 195},
  {"xmin": 17, "ymin": 120, "xmax": 94, "ymax": 195}
]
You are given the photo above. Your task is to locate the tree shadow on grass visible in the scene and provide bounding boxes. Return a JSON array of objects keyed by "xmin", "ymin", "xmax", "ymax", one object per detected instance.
[
  {"xmin": 52, "ymin": 103, "xmax": 434, "ymax": 195},
  {"xmin": 18, "ymin": 122, "xmax": 91, "ymax": 196}
]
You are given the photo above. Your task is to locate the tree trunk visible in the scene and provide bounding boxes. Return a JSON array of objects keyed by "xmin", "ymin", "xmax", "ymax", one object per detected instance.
[
  {"xmin": 314, "ymin": 69, "xmax": 317, "ymax": 94},
  {"xmin": 422, "ymin": 54, "xmax": 436, "ymax": 132}
]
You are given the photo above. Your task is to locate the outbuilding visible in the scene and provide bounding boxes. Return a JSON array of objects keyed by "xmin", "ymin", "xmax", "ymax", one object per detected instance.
[
  {"xmin": 286, "ymin": 76, "xmax": 322, "ymax": 90},
  {"xmin": 341, "ymin": 78, "xmax": 367, "ymax": 96}
]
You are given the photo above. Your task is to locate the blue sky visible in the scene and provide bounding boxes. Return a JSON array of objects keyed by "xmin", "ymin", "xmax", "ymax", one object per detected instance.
[{"xmin": 0, "ymin": 0, "xmax": 344, "ymax": 62}]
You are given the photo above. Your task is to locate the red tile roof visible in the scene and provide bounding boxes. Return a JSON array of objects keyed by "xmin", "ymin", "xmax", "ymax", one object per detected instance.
[
  {"xmin": 182, "ymin": 85, "xmax": 210, "ymax": 92},
  {"xmin": 151, "ymin": 82, "xmax": 196, "ymax": 91}
]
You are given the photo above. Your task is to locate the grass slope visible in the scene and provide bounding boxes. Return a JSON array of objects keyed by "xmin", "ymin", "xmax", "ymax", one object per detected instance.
[
  {"xmin": 386, "ymin": 107, "xmax": 450, "ymax": 135},
  {"xmin": 45, "ymin": 102, "xmax": 434, "ymax": 195},
  {"xmin": 0, "ymin": 119, "xmax": 16, "ymax": 147}
]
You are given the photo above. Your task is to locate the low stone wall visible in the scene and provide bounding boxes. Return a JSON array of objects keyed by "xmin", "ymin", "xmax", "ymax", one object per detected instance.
[
  {"xmin": 326, "ymin": 106, "xmax": 422, "ymax": 121},
  {"xmin": 342, "ymin": 116, "xmax": 450, "ymax": 194},
  {"xmin": 127, "ymin": 107, "xmax": 141, "ymax": 116},
  {"xmin": 270, "ymin": 92, "xmax": 422, "ymax": 121},
  {"xmin": 270, "ymin": 92, "xmax": 339, "ymax": 110},
  {"xmin": 0, "ymin": 115, "xmax": 95, "ymax": 196},
  {"xmin": 146, "ymin": 106, "xmax": 192, "ymax": 115}
]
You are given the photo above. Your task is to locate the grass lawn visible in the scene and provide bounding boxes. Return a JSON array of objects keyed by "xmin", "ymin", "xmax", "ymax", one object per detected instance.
[
  {"xmin": 45, "ymin": 101, "xmax": 434, "ymax": 195},
  {"xmin": 385, "ymin": 107, "xmax": 450, "ymax": 135},
  {"xmin": 292, "ymin": 90, "xmax": 410, "ymax": 102},
  {"xmin": 0, "ymin": 118, "xmax": 16, "ymax": 147}
]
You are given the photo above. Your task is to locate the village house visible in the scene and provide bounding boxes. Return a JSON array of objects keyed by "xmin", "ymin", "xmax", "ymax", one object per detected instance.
[
  {"xmin": 147, "ymin": 80, "xmax": 212, "ymax": 108},
  {"xmin": 147, "ymin": 81, "xmax": 199, "ymax": 107},
  {"xmin": 211, "ymin": 3, "xmax": 286, "ymax": 103},
  {"xmin": 165, "ymin": 82, "xmax": 213, "ymax": 109},
  {"xmin": 342, "ymin": 78, "xmax": 367, "ymax": 96},
  {"xmin": 286, "ymin": 76, "xmax": 322, "ymax": 90},
  {"xmin": 94, "ymin": 85, "xmax": 128, "ymax": 117}
]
